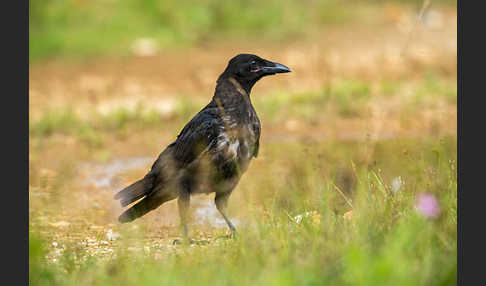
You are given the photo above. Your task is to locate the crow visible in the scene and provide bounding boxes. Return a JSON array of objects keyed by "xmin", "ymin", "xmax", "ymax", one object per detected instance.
[{"xmin": 114, "ymin": 54, "xmax": 291, "ymax": 240}]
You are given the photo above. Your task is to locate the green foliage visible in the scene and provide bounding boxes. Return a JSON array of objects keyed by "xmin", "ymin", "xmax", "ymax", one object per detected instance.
[
  {"xmin": 254, "ymin": 79, "xmax": 373, "ymax": 123},
  {"xmin": 29, "ymin": 74, "xmax": 456, "ymax": 148},
  {"xmin": 29, "ymin": 0, "xmax": 458, "ymax": 61},
  {"xmin": 29, "ymin": 106, "xmax": 166, "ymax": 144},
  {"xmin": 28, "ymin": 0, "xmax": 361, "ymax": 61},
  {"xmin": 29, "ymin": 109, "xmax": 80, "ymax": 137},
  {"xmin": 331, "ymin": 79, "xmax": 372, "ymax": 118},
  {"xmin": 363, "ymin": 0, "xmax": 456, "ymax": 6},
  {"xmin": 30, "ymin": 233, "xmax": 57, "ymax": 285}
]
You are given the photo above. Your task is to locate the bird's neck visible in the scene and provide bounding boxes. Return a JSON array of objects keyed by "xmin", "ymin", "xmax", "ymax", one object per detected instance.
[
  {"xmin": 213, "ymin": 77, "xmax": 254, "ymax": 105},
  {"xmin": 227, "ymin": 77, "xmax": 249, "ymax": 97},
  {"xmin": 216, "ymin": 73, "xmax": 259, "ymax": 95}
]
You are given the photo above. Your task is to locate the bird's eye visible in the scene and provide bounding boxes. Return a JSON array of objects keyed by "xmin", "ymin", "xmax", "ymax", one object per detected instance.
[{"xmin": 249, "ymin": 60, "xmax": 260, "ymax": 72}]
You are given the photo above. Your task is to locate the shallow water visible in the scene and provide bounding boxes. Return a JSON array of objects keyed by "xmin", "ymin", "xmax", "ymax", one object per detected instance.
[{"xmin": 79, "ymin": 156, "xmax": 153, "ymax": 190}]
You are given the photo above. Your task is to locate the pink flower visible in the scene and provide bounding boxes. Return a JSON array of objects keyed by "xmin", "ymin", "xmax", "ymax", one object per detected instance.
[{"xmin": 416, "ymin": 193, "xmax": 441, "ymax": 219}]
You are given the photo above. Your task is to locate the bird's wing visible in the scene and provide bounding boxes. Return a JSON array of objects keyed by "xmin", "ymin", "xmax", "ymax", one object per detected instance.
[
  {"xmin": 170, "ymin": 109, "xmax": 222, "ymax": 167},
  {"xmin": 253, "ymin": 140, "xmax": 260, "ymax": 158},
  {"xmin": 251, "ymin": 121, "xmax": 261, "ymax": 158}
]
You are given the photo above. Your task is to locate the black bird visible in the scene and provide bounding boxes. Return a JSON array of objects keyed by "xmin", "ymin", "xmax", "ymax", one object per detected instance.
[{"xmin": 114, "ymin": 54, "xmax": 291, "ymax": 239}]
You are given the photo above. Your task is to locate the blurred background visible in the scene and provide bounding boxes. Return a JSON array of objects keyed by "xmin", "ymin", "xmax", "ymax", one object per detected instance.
[{"xmin": 29, "ymin": 0, "xmax": 457, "ymax": 285}]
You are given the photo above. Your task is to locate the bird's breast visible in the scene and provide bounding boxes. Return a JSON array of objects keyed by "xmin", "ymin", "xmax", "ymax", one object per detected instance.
[{"xmin": 219, "ymin": 107, "xmax": 260, "ymax": 161}]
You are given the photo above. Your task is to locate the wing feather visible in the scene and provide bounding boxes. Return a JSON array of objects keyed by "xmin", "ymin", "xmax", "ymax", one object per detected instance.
[{"xmin": 172, "ymin": 108, "xmax": 222, "ymax": 166}]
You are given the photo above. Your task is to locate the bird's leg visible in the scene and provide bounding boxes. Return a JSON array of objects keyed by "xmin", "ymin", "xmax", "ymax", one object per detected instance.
[
  {"xmin": 215, "ymin": 192, "xmax": 237, "ymax": 237},
  {"xmin": 174, "ymin": 191, "xmax": 191, "ymax": 244},
  {"xmin": 173, "ymin": 191, "xmax": 210, "ymax": 246}
]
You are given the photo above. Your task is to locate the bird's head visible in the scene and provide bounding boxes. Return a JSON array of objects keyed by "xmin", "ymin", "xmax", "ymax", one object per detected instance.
[{"xmin": 219, "ymin": 54, "xmax": 291, "ymax": 93}]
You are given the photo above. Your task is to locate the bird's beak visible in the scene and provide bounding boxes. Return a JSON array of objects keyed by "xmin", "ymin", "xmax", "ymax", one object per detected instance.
[{"xmin": 262, "ymin": 61, "xmax": 291, "ymax": 74}]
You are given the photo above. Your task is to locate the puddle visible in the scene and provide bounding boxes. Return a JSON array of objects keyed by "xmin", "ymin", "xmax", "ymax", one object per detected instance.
[
  {"xmin": 79, "ymin": 157, "xmax": 153, "ymax": 191},
  {"xmin": 192, "ymin": 198, "xmax": 240, "ymax": 229}
]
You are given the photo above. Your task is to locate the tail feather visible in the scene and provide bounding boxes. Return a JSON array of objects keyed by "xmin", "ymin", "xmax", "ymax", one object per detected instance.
[
  {"xmin": 114, "ymin": 177, "xmax": 153, "ymax": 207},
  {"xmin": 118, "ymin": 193, "xmax": 175, "ymax": 223}
]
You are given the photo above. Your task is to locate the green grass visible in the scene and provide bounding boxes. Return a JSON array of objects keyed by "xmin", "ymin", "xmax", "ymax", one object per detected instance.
[
  {"xmin": 29, "ymin": 0, "xmax": 457, "ymax": 61},
  {"xmin": 29, "ymin": 75, "xmax": 456, "ymax": 145},
  {"xmin": 255, "ymin": 76, "xmax": 455, "ymax": 124},
  {"xmin": 29, "ymin": 136, "xmax": 457, "ymax": 286},
  {"xmin": 29, "ymin": 106, "xmax": 166, "ymax": 145},
  {"xmin": 29, "ymin": 0, "xmax": 350, "ymax": 61},
  {"xmin": 29, "ymin": 59, "xmax": 456, "ymax": 285}
]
